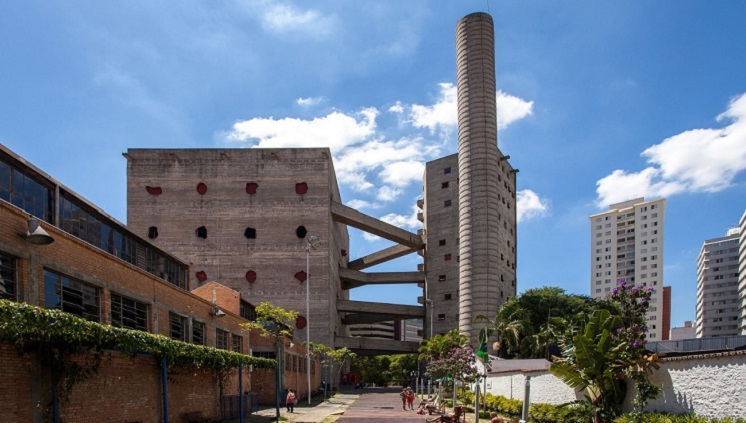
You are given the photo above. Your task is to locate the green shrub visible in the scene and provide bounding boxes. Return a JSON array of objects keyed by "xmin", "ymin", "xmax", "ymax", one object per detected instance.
[{"xmin": 613, "ymin": 413, "xmax": 746, "ymax": 423}]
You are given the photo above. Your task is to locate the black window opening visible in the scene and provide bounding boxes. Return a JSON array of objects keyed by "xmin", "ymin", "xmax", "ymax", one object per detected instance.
[
  {"xmin": 444, "ymin": 200, "xmax": 452, "ymax": 207},
  {"xmin": 245, "ymin": 227, "xmax": 257, "ymax": 239},
  {"xmin": 0, "ymin": 157, "xmax": 53, "ymax": 222},
  {"xmin": 196, "ymin": 226, "xmax": 207, "ymax": 239},
  {"xmin": 295, "ymin": 225, "xmax": 307, "ymax": 239},
  {"xmin": 110, "ymin": 293, "xmax": 148, "ymax": 331},
  {"xmin": 169, "ymin": 313, "xmax": 187, "ymax": 341},
  {"xmin": 437, "ymin": 314, "xmax": 446, "ymax": 321},
  {"xmin": 192, "ymin": 321, "xmax": 205, "ymax": 345},
  {"xmin": 439, "ymin": 239, "xmax": 446, "ymax": 246},
  {"xmin": 148, "ymin": 226, "xmax": 158, "ymax": 239},
  {"xmin": 0, "ymin": 253, "xmax": 16, "ymax": 301},
  {"xmin": 43, "ymin": 270, "xmax": 100, "ymax": 322},
  {"xmin": 438, "ymin": 275, "xmax": 446, "ymax": 282},
  {"xmin": 444, "ymin": 294, "xmax": 452, "ymax": 300},
  {"xmin": 252, "ymin": 351, "xmax": 276, "ymax": 360},
  {"xmin": 216, "ymin": 328, "xmax": 229, "ymax": 350},
  {"xmin": 444, "ymin": 167, "xmax": 451, "ymax": 174},
  {"xmin": 240, "ymin": 301, "xmax": 257, "ymax": 321},
  {"xmin": 441, "ymin": 182, "xmax": 449, "ymax": 189},
  {"xmin": 232, "ymin": 334, "xmax": 243, "ymax": 353}
]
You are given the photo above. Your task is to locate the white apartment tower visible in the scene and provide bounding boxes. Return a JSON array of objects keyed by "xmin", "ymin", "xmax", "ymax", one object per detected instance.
[
  {"xmin": 696, "ymin": 228, "xmax": 741, "ymax": 338},
  {"xmin": 738, "ymin": 210, "xmax": 746, "ymax": 335},
  {"xmin": 590, "ymin": 197, "xmax": 667, "ymax": 340}
]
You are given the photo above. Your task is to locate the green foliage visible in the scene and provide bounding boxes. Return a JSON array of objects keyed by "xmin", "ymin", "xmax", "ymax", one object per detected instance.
[
  {"xmin": 550, "ymin": 280, "xmax": 661, "ymax": 423},
  {"xmin": 241, "ymin": 301, "xmax": 298, "ymax": 339},
  {"xmin": 350, "ymin": 355, "xmax": 390, "ymax": 386},
  {"xmin": 418, "ymin": 329, "xmax": 468, "ymax": 361},
  {"xmin": 0, "ymin": 299, "xmax": 275, "ymax": 405},
  {"xmin": 476, "ymin": 287, "xmax": 610, "ymax": 359},
  {"xmin": 459, "ymin": 391, "xmax": 522, "ymax": 417},
  {"xmin": 388, "ymin": 353, "xmax": 418, "ymax": 382},
  {"xmin": 529, "ymin": 402, "xmax": 593, "ymax": 423}
]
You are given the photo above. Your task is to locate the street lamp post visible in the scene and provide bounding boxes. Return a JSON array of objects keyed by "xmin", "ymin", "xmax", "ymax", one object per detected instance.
[{"xmin": 306, "ymin": 235, "xmax": 319, "ymax": 405}]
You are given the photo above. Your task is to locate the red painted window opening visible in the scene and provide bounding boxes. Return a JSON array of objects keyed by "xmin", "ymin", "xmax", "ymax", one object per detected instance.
[
  {"xmin": 146, "ymin": 186, "xmax": 162, "ymax": 195},
  {"xmin": 295, "ymin": 316, "xmax": 307, "ymax": 329},
  {"xmin": 196, "ymin": 271, "xmax": 207, "ymax": 283},
  {"xmin": 246, "ymin": 182, "xmax": 258, "ymax": 195},
  {"xmin": 444, "ymin": 254, "xmax": 452, "ymax": 261},
  {"xmin": 340, "ymin": 249, "xmax": 347, "ymax": 257},
  {"xmin": 196, "ymin": 183, "xmax": 208, "ymax": 195},
  {"xmin": 294, "ymin": 271, "xmax": 308, "ymax": 283},
  {"xmin": 295, "ymin": 182, "xmax": 308, "ymax": 195},
  {"xmin": 245, "ymin": 270, "xmax": 257, "ymax": 283}
]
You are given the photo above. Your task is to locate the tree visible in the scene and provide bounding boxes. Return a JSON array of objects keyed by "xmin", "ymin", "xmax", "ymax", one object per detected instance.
[
  {"xmin": 418, "ymin": 329, "xmax": 468, "ymax": 361},
  {"xmin": 388, "ymin": 354, "xmax": 419, "ymax": 384},
  {"xmin": 241, "ymin": 301, "xmax": 298, "ymax": 340},
  {"xmin": 549, "ymin": 280, "xmax": 660, "ymax": 423},
  {"xmin": 477, "ymin": 287, "xmax": 613, "ymax": 359}
]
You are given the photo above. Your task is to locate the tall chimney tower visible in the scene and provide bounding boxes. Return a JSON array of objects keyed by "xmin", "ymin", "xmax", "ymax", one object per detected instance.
[{"xmin": 456, "ymin": 12, "xmax": 503, "ymax": 344}]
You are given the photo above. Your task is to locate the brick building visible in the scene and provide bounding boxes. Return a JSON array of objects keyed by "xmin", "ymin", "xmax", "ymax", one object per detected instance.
[{"xmin": 0, "ymin": 144, "xmax": 318, "ymax": 422}]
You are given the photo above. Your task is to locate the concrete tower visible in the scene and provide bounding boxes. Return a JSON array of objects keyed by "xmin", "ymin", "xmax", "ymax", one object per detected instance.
[{"xmin": 456, "ymin": 13, "xmax": 505, "ymax": 344}]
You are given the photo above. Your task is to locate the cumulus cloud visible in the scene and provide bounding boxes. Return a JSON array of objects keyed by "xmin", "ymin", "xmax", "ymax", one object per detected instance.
[
  {"xmin": 261, "ymin": 4, "xmax": 336, "ymax": 37},
  {"xmin": 227, "ymin": 108, "xmax": 377, "ymax": 152},
  {"xmin": 408, "ymin": 83, "xmax": 534, "ymax": 133},
  {"xmin": 379, "ymin": 161, "xmax": 425, "ymax": 187},
  {"xmin": 361, "ymin": 204, "xmax": 422, "ymax": 243},
  {"xmin": 516, "ymin": 189, "xmax": 550, "ymax": 222},
  {"xmin": 595, "ymin": 92, "xmax": 746, "ymax": 207},
  {"xmin": 346, "ymin": 199, "xmax": 381, "ymax": 210}
]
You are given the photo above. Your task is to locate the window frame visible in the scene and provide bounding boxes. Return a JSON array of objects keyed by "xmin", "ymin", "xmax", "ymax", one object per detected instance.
[{"xmin": 110, "ymin": 293, "xmax": 149, "ymax": 332}]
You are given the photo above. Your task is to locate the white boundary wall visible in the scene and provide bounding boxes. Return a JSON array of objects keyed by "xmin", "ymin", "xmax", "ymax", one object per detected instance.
[{"xmin": 482, "ymin": 351, "xmax": 746, "ymax": 419}]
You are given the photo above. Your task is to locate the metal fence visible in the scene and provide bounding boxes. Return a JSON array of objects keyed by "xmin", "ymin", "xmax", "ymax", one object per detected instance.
[{"xmin": 646, "ymin": 335, "xmax": 746, "ymax": 354}]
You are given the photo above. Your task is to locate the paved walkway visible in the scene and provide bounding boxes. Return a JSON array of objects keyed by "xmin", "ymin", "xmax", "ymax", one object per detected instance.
[{"xmin": 250, "ymin": 387, "xmax": 451, "ymax": 423}]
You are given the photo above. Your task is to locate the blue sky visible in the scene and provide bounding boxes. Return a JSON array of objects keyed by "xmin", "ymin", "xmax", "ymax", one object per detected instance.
[{"xmin": 2, "ymin": 1, "xmax": 746, "ymax": 329}]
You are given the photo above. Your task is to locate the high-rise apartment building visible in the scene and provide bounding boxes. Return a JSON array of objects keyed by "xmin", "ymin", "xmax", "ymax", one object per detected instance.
[
  {"xmin": 738, "ymin": 211, "xmax": 746, "ymax": 335},
  {"xmin": 696, "ymin": 228, "xmax": 741, "ymax": 338},
  {"xmin": 589, "ymin": 197, "xmax": 667, "ymax": 340}
]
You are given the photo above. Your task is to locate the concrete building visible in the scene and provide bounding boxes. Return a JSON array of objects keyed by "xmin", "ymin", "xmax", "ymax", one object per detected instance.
[
  {"xmin": 670, "ymin": 321, "xmax": 696, "ymax": 341},
  {"xmin": 589, "ymin": 197, "xmax": 668, "ymax": 340},
  {"xmin": 347, "ymin": 319, "xmax": 422, "ymax": 343},
  {"xmin": 696, "ymin": 228, "xmax": 741, "ymax": 338},
  {"xmin": 738, "ymin": 211, "xmax": 746, "ymax": 335}
]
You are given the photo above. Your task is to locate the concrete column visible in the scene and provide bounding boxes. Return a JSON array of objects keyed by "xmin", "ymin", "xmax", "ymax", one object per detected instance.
[{"xmin": 456, "ymin": 12, "xmax": 501, "ymax": 344}]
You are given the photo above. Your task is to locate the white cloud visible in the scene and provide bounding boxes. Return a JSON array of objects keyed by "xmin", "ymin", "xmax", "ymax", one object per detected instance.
[
  {"xmin": 388, "ymin": 101, "xmax": 404, "ymax": 114},
  {"xmin": 410, "ymin": 83, "xmax": 458, "ymax": 132},
  {"xmin": 297, "ymin": 96, "xmax": 326, "ymax": 107},
  {"xmin": 380, "ymin": 204, "xmax": 422, "ymax": 230},
  {"xmin": 227, "ymin": 108, "xmax": 377, "ymax": 152},
  {"xmin": 379, "ymin": 161, "xmax": 425, "ymax": 187},
  {"xmin": 346, "ymin": 199, "xmax": 380, "ymax": 210},
  {"xmin": 516, "ymin": 189, "xmax": 550, "ymax": 222},
  {"xmin": 595, "ymin": 92, "xmax": 746, "ymax": 207},
  {"xmin": 261, "ymin": 4, "xmax": 336, "ymax": 37},
  {"xmin": 496, "ymin": 90, "xmax": 534, "ymax": 129},
  {"xmin": 376, "ymin": 186, "xmax": 403, "ymax": 202},
  {"xmin": 408, "ymin": 83, "xmax": 534, "ymax": 133}
]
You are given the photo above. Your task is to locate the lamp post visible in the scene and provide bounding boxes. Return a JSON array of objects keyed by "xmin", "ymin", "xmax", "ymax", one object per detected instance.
[{"xmin": 305, "ymin": 235, "xmax": 319, "ymax": 405}]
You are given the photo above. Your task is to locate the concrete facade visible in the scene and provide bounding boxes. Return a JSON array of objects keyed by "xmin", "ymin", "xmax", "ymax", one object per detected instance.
[
  {"xmin": 670, "ymin": 321, "xmax": 696, "ymax": 341},
  {"xmin": 590, "ymin": 197, "xmax": 668, "ymax": 340},
  {"xmin": 125, "ymin": 148, "xmax": 350, "ymax": 348},
  {"xmin": 696, "ymin": 229, "xmax": 741, "ymax": 338}
]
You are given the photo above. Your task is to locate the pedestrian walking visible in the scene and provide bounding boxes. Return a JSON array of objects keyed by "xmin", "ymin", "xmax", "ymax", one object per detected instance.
[
  {"xmin": 406, "ymin": 387, "xmax": 415, "ymax": 410},
  {"xmin": 400, "ymin": 387, "xmax": 408, "ymax": 410},
  {"xmin": 286, "ymin": 389, "xmax": 296, "ymax": 413}
]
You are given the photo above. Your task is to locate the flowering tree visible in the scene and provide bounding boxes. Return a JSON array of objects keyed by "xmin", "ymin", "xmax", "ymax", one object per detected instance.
[
  {"xmin": 425, "ymin": 345, "xmax": 479, "ymax": 385},
  {"xmin": 549, "ymin": 279, "xmax": 660, "ymax": 422}
]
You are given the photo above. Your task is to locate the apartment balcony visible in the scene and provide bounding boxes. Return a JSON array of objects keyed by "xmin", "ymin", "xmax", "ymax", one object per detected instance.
[
  {"xmin": 417, "ymin": 212, "xmax": 424, "ymax": 222},
  {"xmin": 417, "ymin": 198, "xmax": 424, "ymax": 209}
]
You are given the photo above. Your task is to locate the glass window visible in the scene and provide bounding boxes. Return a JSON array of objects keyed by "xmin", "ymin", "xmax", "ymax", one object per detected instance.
[
  {"xmin": 0, "ymin": 253, "xmax": 16, "ymax": 300},
  {"xmin": 43, "ymin": 270, "xmax": 100, "ymax": 321},
  {"xmin": 192, "ymin": 321, "xmax": 205, "ymax": 345},
  {"xmin": 0, "ymin": 157, "xmax": 52, "ymax": 222},
  {"xmin": 253, "ymin": 351, "xmax": 276, "ymax": 359},
  {"xmin": 110, "ymin": 293, "xmax": 148, "ymax": 331},
  {"xmin": 240, "ymin": 301, "xmax": 257, "ymax": 321},
  {"xmin": 169, "ymin": 313, "xmax": 187, "ymax": 341},
  {"xmin": 216, "ymin": 328, "xmax": 229, "ymax": 350},
  {"xmin": 232, "ymin": 334, "xmax": 243, "ymax": 353}
]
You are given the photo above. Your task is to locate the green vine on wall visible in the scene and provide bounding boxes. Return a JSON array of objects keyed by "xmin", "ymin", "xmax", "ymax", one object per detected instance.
[{"xmin": 0, "ymin": 299, "xmax": 276, "ymax": 406}]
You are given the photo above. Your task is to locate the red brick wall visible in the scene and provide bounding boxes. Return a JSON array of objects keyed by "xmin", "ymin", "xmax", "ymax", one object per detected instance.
[{"xmin": 0, "ymin": 344, "xmax": 33, "ymax": 423}]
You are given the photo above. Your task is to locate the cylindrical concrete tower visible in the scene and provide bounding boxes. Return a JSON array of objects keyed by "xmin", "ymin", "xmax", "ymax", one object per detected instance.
[{"xmin": 456, "ymin": 12, "xmax": 502, "ymax": 344}]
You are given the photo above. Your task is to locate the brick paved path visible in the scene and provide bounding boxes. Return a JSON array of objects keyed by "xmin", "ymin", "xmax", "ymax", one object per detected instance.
[{"xmin": 334, "ymin": 387, "xmax": 435, "ymax": 423}]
